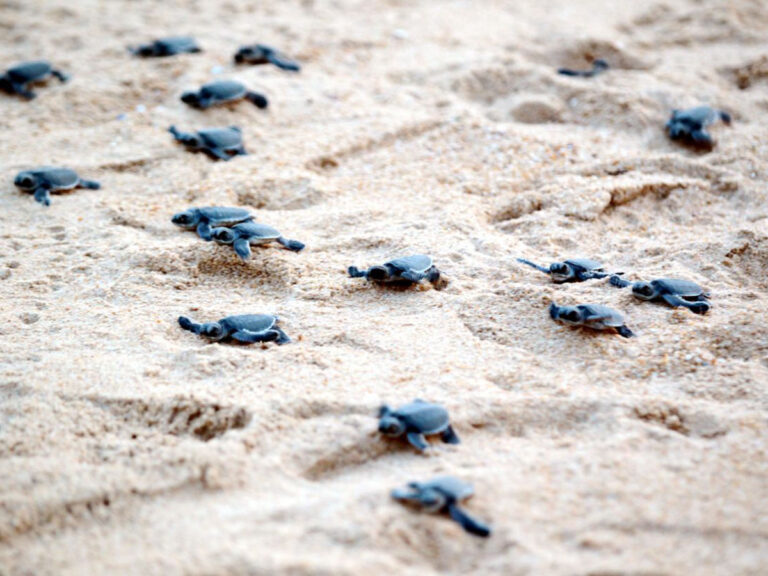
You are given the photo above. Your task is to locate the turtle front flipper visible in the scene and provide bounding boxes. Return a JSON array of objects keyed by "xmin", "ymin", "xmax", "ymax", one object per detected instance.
[
  {"xmin": 399, "ymin": 268, "xmax": 428, "ymax": 283},
  {"xmin": 234, "ymin": 238, "xmax": 252, "ymax": 260},
  {"xmin": 441, "ymin": 425, "xmax": 460, "ymax": 445},
  {"xmin": 14, "ymin": 83, "xmax": 36, "ymax": 100},
  {"xmin": 689, "ymin": 129, "xmax": 713, "ymax": 149},
  {"xmin": 270, "ymin": 327, "xmax": 291, "ymax": 345},
  {"xmin": 577, "ymin": 270, "xmax": 609, "ymax": 281},
  {"xmin": 348, "ymin": 266, "xmax": 368, "ymax": 278},
  {"xmin": 205, "ymin": 146, "xmax": 233, "ymax": 161},
  {"xmin": 516, "ymin": 258, "xmax": 550, "ymax": 274},
  {"xmin": 245, "ymin": 92, "xmax": 269, "ymax": 109},
  {"xmin": 276, "ymin": 237, "xmax": 305, "ymax": 252},
  {"xmin": 662, "ymin": 293, "xmax": 710, "ymax": 314},
  {"xmin": 406, "ymin": 432, "xmax": 429, "ymax": 451},
  {"xmin": 447, "ymin": 504, "xmax": 491, "ymax": 537},
  {"xmin": 609, "ymin": 274, "xmax": 631, "ymax": 288},
  {"xmin": 33, "ymin": 187, "xmax": 51, "ymax": 206},
  {"xmin": 178, "ymin": 316, "xmax": 202, "ymax": 334},
  {"xmin": 196, "ymin": 221, "xmax": 213, "ymax": 241}
]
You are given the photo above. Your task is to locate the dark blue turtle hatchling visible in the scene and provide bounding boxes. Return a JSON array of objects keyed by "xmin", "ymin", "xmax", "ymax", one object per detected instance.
[
  {"xmin": 392, "ymin": 476, "xmax": 491, "ymax": 538},
  {"xmin": 234, "ymin": 44, "xmax": 300, "ymax": 71},
  {"xmin": 549, "ymin": 302, "xmax": 634, "ymax": 338},
  {"xmin": 378, "ymin": 400, "xmax": 460, "ymax": 452},
  {"xmin": 348, "ymin": 254, "xmax": 440, "ymax": 285},
  {"xmin": 211, "ymin": 222, "xmax": 305, "ymax": 260},
  {"xmin": 517, "ymin": 257, "xmax": 613, "ymax": 283},
  {"xmin": 14, "ymin": 167, "xmax": 100, "ymax": 206},
  {"xmin": 129, "ymin": 36, "xmax": 201, "ymax": 57},
  {"xmin": 666, "ymin": 106, "xmax": 731, "ymax": 149},
  {"xmin": 0, "ymin": 61, "xmax": 68, "ymax": 100},
  {"xmin": 178, "ymin": 313, "xmax": 290, "ymax": 344},
  {"xmin": 169, "ymin": 125, "xmax": 246, "ymax": 161},
  {"xmin": 610, "ymin": 275, "xmax": 710, "ymax": 314},
  {"xmin": 557, "ymin": 58, "xmax": 609, "ymax": 78},
  {"xmin": 172, "ymin": 206, "xmax": 254, "ymax": 241},
  {"xmin": 181, "ymin": 80, "xmax": 268, "ymax": 110}
]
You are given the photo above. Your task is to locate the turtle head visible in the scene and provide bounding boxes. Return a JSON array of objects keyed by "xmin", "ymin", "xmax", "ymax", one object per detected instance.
[
  {"xmin": 180, "ymin": 90, "xmax": 200, "ymax": 106},
  {"xmin": 550, "ymin": 303, "xmax": 584, "ymax": 325},
  {"xmin": 592, "ymin": 58, "xmax": 609, "ymax": 71},
  {"xmin": 378, "ymin": 413, "xmax": 405, "ymax": 437},
  {"xmin": 14, "ymin": 171, "xmax": 39, "ymax": 191},
  {"xmin": 171, "ymin": 209, "xmax": 200, "ymax": 229},
  {"xmin": 366, "ymin": 265, "xmax": 390, "ymax": 282},
  {"xmin": 169, "ymin": 127, "xmax": 200, "ymax": 149},
  {"xmin": 549, "ymin": 262, "xmax": 574, "ymax": 283},
  {"xmin": 631, "ymin": 281, "xmax": 657, "ymax": 300},
  {"xmin": 392, "ymin": 485, "xmax": 446, "ymax": 512},
  {"xmin": 200, "ymin": 322, "xmax": 225, "ymax": 341},
  {"xmin": 0, "ymin": 75, "xmax": 13, "ymax": 93},
  {"xmin": 211, "ymin": 227, "xmax": 236, "ymax": 245}
]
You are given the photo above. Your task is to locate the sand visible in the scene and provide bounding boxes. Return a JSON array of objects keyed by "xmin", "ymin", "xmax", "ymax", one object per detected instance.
[{"xmin": 1, "ymin": 0, "xmax": 768, "ymax": 574}]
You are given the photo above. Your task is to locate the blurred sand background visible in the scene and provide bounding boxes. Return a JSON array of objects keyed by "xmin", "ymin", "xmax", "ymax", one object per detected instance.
[{"xmin": 1, "ymin": 0, "xmax": 768, "ymax": 574}]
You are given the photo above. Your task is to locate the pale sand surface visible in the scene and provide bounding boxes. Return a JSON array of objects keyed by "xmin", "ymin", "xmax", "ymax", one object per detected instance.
[{"xmin": 1, "ymin": 0, "xmax": 768, "ymax": 574}]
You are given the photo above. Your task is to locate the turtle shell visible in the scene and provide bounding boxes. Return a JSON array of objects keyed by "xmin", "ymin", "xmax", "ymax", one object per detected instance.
[
  {"xmin": 388, "ymin": 254, "xmax": 433, "ymax": 274},
  {"xmin": 673, "ymin": 106, "xmax": 719, "ymax": 128},
  {"xmin": 198, "ymin": 127, "xmax": 242, "ymax": 149},
  {"xmin": 156, "ymin": 36, "xmax": 199, "ymax": 55},
  {"xmin": 219, "ymin": 314, "xmax": 277, "ymax": 334},
  {"xmin": 653, "ymin": 278, "xmax": 705, "ymax": 298},
  {"xmin": 235, "ymin": 221, "xmax": 281, "ymax": 241},
  {"xmin": 199, "ymin": 80, "xmax": 246, "ymax": 102},
  {"xmin": 422, "ymin": 476, "xmax": 474, "ymax": 502},
  {"xmin": 564, "ymin": 258, "xmax": 603, "ymax": 272},
  {"xmin": 7, "ymin": 61, "xmax": 52, "ymax": 83},
  {"xmin": 198, "ymin": 206, "xmax": 252, "ymax": 226},
  {"xmin": 578, "ymin": 304, "xmax": 625, "ymax": 328},
  {"xmin": 393, "ymin": 401, "xmax": 450, "ymax": 435},
  {"xmin": 27, "ymin": 167, "xmax": 79, "ymax": 190}
]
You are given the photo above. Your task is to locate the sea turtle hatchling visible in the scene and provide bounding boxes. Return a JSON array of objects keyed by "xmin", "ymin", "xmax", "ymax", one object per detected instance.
[
  {"xmin": 169, "ymin": 125, "xmax": 247, "ymax": 161},
  {"xmin": 178, "ymin": 313, "xmax": 290, "ymax": 344},
  {"xmin": 211, "ymin": 222, "xmax": 305, "ymax": 260},
  {"xmin": 181, "ymin": 80, "xmax": 268, "ymax": 110},
  {"xmin": 378, "ymin": 400, "xmax": 460, "ymax": 452},
  {"xmin": 549, "ymin": 302, "xmax": 634, "ymax": 338},
  {"xmin": 557, "ymin": 58, "xmax": 609, "ymax": 78},
  {"xmin": 392, "ymin": 476, "xmax": 491, "ymax": 538},
  {"xmin": 0, "ymin": 61, "xmax": 68, "ymax": 100},
  {"xmin": 348, "ymin": 254, "xmax": 440, "ymax": 285},
  {"xmin": 517, "ymin": 257, "xmax": 613, "ymax": 283},
  {"xmin": 171, "ymin": 206, "xmax": 254, "ymax": 241},
  {"xmin": 129, "ymin": 36, "xmax": 201, "ymax": 57},
  {"xmin": 666, "ymin": 106, "xmax": 731, "ymax": 149},
  {"xmin": 234, "ymin": 44, "xmax": 300, "ymax": 71},
  {"xmin": 610, "ymin": 275, "xmax": 710, "ymax": 314},
  {"xmin": 14, "ymin": 167, "xmax": 100, "ymax": 206}
]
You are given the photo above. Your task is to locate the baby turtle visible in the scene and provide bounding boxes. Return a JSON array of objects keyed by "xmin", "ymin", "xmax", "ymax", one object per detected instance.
[
  {"xmin": 171, "ymin": 206, "xmax": 254, "ymax": 241},
  {"xmin": 211, "ymin": 222, "xmax": 305, "ymax": 260},
  {"xmin": 392, "ymin": 476, "xmax": 491, "ymax": 538},
  {"xmin": 169, "ymin": 125, "xmax": 246, "ymax": 161},
  {"xmin": 348, "ymin": 254, "xmax": 440, "ymax": 285},
  {"xmin": 549, "ymin": 302, "xmax": 634, "ymax": 338},
  {"xmin": 234, "ymin": 44, "xmax": 300, "ymax": 71},
  {"xmin": 517, "ymin": 257, "xmax": 612, "ymax": 283},
  {"xmin": 610, "ymin": 275, "xmax": 710, "ymax": 314},
  {"xmin": 558, "ymin": 58, "xmax": 609, "ymax": 78},
  {"xmin": 181, "ymin": 80, "xmax": 268, "ymax": 110},
  {"xmin": 378, "ymin": 400, "xmax": 460, "ymax": 451},
  {"xmin": 666, "ymin": 106, "xmax": 731, "ymax": 150},
  {"xmin": 129, "ymin": 36, "xmax": 201, "ymax": 57},
  {"xmin": 178, "ymin": 313, "xmax": 290, "ymax": 345},
  {"xmin": 14, "ymin": 167, "xmax": 100, "ymax": 206},
  {"xmin": 0, "ymin": 61, "xmax": 68, "ymax": 100}
]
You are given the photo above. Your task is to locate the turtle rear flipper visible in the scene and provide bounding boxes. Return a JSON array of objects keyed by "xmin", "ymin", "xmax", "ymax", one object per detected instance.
[
  {"xmin": 690, "ymin": 129, "xmax": 714, "ymax": 149},
  {"xmin": 246, "ymin": 91, "xmax": 268, "ymax": 108},
  {"xmin": 277, "ymin": 237, "xmax": 305, "ymax": 252},
  {"xmin": 51, "ymin": 69, "xmax": 68, "ymax": 82},
  {"xmin": 616, "ymin": 325, "xmax": 634, "ymax": 338},
  {"xmin": 268, "ymin": 54, "xmax": 300, "ymax": 72},
  {"xmin": 447, "ymin": 504, "xmax": 491, "ymax": 537},
  {"xmin": 231, "ymin": 328, "xmax": 286, "ymax": 344},
  {"xmin": 78, "ymin": 179, "xmax": 100, "ymax": 190},
  {"xmin": 441, "ymin": 425, "xmax": 460, "ymax": 445}
]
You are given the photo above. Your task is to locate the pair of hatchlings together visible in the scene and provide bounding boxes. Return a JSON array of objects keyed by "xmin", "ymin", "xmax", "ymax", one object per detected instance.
[{"xmin": 518, "ymin": 257, "xmax": 711, "ymax": 339}]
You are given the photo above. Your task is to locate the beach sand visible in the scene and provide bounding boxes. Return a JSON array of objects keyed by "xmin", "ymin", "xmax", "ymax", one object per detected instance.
[{"xmin": 1, "ymin": 0, "xmax": 767, "ymax": 574}]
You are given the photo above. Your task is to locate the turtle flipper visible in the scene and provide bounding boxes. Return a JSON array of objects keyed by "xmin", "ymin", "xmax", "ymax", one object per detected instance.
[
  {"xmin": 577, "ymin": 270, "xmax": 609, "ymax": 281},
  {"xmin": 178, "ymin": 316, "xmax": 202, "ymax": 334},
  {"xmin": 662, "ymin": 293, "xmax": 710, "ymax": 314},
  {"xmin": 231, "ymin": 329, "xmax": 275, "ymax": 343},
  {"xmin": 516, "ymin": 258, "xmax": 550, "ymax": 274},
  {"xmin": 268, "ymin": 54, "xmax": 300, "ymax": 72},
  {"xmin": 406, "ymin": 432, "xmax": 429, "ymax": 451},
  {"xmin": 441, "ymin": 425, "xmax": 460, "ymax": 445},
  {"xmin": 196, "ymin": 222, "xmax": 213, "ymax": 241},
  {"xmin": 447, "ymin": 504, "xmax": 491, "ymax": 537},
  {"xmin": 348, "ymin": 266, "xmax": 367, "ymax": 278},
  {"xmin": 234, "ymin": 238, "xmax": 252, "ymax": 260},
  {"xmin": 616, "ymin": 325, "xmax": 634, "ymax": 338},
  {"xmin": 609, "ymin": 274, "xmax": 631, "ymax": 288},
  {"xmin": 270, "ymin": 327, "xmax": 291, "ymax": 345},
  {"xmin": 51, "ymin": 69, "xmax": 69, "ymax": 83},
  {"xmin": 33, "ymin": 187, "xmax": 51, "ymax": 206},
  {"xmin": 205, "ymin": 147, "xmax": 232, "ymax": 161},
  {"xmin": 399, "ymin": 269, "xmax": 427, "ymax": 283},
  {"xmin": 15, "ymin": 84, "xmax": 36, "ymax": 100},
  {"xmin": 689, "ymin": 129, "xmax": 713, "ymax": 149},
  {"xmin": 277, "ymin": 237, "xmax": 305, "ymax": 252},
  {"xmin": 245, "ymin": 92, "xmax": 269, "ymax": 109},
  {"xmin": 78, "ymin": 179, "xmax": 101, "ymax": 190}
]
